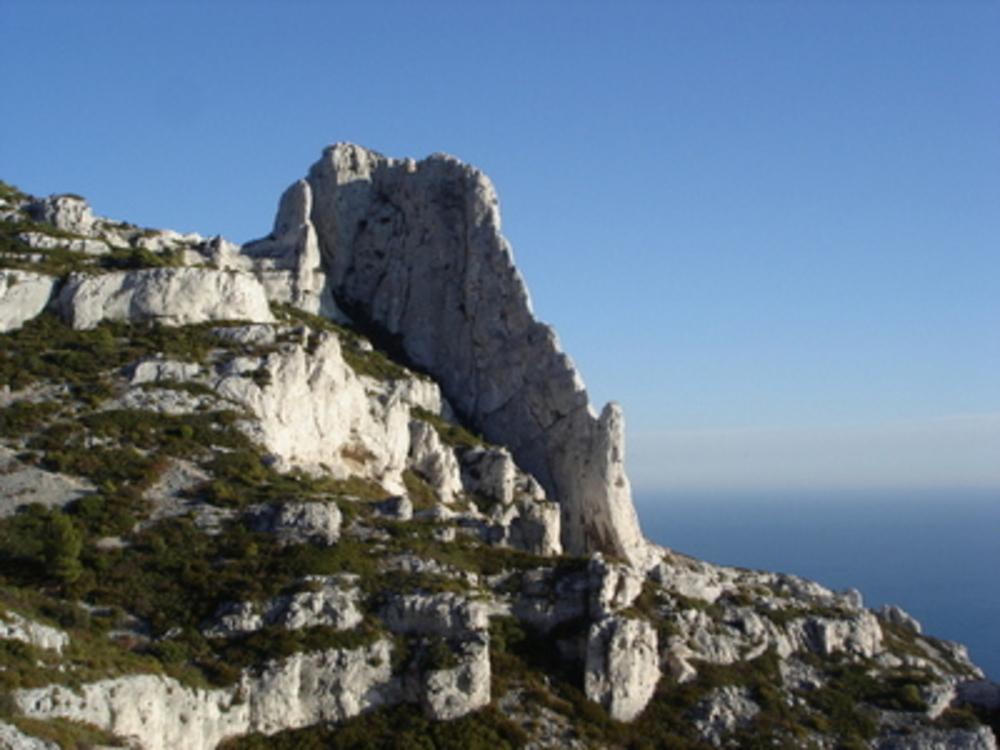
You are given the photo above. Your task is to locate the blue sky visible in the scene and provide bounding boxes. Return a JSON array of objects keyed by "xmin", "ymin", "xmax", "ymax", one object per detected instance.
[{"xmin": 2, "ymin": 1, "xmax": 997, "ymax": 494}]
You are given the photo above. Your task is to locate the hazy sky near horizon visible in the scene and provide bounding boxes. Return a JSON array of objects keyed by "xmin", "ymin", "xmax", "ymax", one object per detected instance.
[{"xmin": 2, "ymin": 1, "xmax": 997, "ymax": 494}]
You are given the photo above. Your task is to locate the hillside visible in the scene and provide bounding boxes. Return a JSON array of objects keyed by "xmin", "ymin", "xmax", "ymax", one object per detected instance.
[{"xmin": 0, "ymin": 147, "xmax": 996, "ymax": 749}]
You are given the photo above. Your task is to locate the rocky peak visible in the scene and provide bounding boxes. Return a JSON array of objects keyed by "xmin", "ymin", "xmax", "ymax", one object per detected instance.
[{"xmin": 266, "ymin": 143, "xmax": 648, "ymax": 564}]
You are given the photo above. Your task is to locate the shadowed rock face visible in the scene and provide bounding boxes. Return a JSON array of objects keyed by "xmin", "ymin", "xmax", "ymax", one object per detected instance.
[{"xmin": 286, "ymin": 143, "xmax": 646, "ymax": 561}]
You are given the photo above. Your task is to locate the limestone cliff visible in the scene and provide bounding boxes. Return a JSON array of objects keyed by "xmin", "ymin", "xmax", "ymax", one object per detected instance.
[
  {"xmin": 0, "ymin": 166, "xmax": 996, "ymax": 749},
  {"xmin": 246, "ymin": 144, "xmax": 646, "ymax": 563}
]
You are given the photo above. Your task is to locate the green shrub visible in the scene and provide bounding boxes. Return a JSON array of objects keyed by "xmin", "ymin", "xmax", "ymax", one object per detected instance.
[
  {"xmin": 411, "ymin": 406, "xmax": 485, "ymax": 450},
  {"xmin": 403, "ymin": 469, "xmax": 439, "ymax": 511},
  {"xmin": 219, "ymin": 703, "xmax": 527, "ymax": 750},
  {"xmin": 0, "ymin": 179, "xmax": 28, "ymax": 205},
  {"xmin": 0, "ymin": 400, "xmax": 61, "ymax": 437},
  {"xmin": 42, "ymin": 446, "xmax": 165, "ymax": 490},
  {"xmin": 10, "ymin": 717, "xmax": 129, "ymax": 748},
  {"xmin": 101, "ymin": 246, "xmax": 183, "ymax": 270},
  {"xmin": 0, "ymin": 505, "xmax": 85, "ymax": 586}
]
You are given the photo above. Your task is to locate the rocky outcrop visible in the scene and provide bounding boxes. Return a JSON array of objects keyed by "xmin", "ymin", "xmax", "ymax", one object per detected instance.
[
  {"xmin": 14, "ymin": 642, "xmax": 395, "ymax": 750},
  {"xmin": 247, "ymin": 501, "xmax": 343, "ymax": 547},
  {"xmin": 212, "ymin": 327, "xmax": 441, "ymax": 488},
  {"xmin": 408, "ymin": 420, "xmax": 464, "ymax": 503},
  {"xmin": 241, "ymin": 179, "xmax": 338, "ymax": 318},
  {"xmin": 0, "ymin": 270, "xmax": 55, "ymax": 333},
  {"xmin": 879, "ymin": 603, "xmax": 925, "ymax": 634},
  {"xmin": 874, "ymin": 726, "xmax": 998, "ymax": 750},
  {"xmin": 382, "ymin": 592, "xmax": 492, "ymax": 720},
  {"xmin": 419, "ymin": 633, "xmax": 491, "ymax": 721},
  {"xmin": 267, "ymin": 144, "xmax": 646, "ymax": 563},
  {"xmin": 57, "ymin": 267, "xmax": 275, "ymax": 330},
  {"xmin": 25, "ymin": 195, "xmax": 96, "ymax": 236},
  {"xmin": 0, "ymin": 610, "xmax": 69, "ymax": 654},
  {"xmin": 689, "ymin": 685, "xmax": 760, "ymax": 745},
  {"xmin": 584, "ymin": 614, "xmax": 660, "ymax": 721}
]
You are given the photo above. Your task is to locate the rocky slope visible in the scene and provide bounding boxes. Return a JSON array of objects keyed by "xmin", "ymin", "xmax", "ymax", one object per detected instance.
[{"xmin": 0, "ymin": 152, "xmax": 996, "ymax": 749}]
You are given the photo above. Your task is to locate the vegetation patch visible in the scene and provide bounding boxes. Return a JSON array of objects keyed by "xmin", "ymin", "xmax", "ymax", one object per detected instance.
[
  {"xmin": 219, "ymin": 703, "xmax": 528, "ymax": 750},
  {"xmin": 9, "ymin": 717, "xmax": 128, "ymax": 749},
  {"xmin": 402, "ymin": 468, "xmax": 439, "ymax": 511},
  {"xmin": 411, "ymin": 406, "xmax": 485, "ymax": 451},
  {"xmin": 207, "ymin": 621, "xmax": 385, "ymax": 683},
  {"xmin": 0, "ymin": 313, "xmax": 244, "ymax": 393}
]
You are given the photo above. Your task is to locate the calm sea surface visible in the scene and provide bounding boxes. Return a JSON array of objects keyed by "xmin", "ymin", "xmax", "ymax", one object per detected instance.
[{"xmin": 635, "ymin": 488, "xmax": 999, "ymax": 681}]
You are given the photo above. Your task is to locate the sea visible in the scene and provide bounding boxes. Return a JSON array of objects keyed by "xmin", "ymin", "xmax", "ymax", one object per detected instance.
[{"xmin": 635, "ymin": 487, "xmax": 999, "ymax": 681}]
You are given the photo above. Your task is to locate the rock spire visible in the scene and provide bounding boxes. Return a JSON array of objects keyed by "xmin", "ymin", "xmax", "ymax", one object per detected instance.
[{"xmin": 266, "ymin": 143, "xmax": 647, "ymax": 562}]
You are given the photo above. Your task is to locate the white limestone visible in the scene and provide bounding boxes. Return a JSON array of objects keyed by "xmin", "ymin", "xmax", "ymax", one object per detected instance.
[
  {"xmin": 14, "ymin": 642, "xmax": 395, "ymax": 750},
  {"xmin": 290, "ymin": 143, "xmax": 647, "ymax": 562},
  {"xmin": 249, "ymin": 501, "xmax": 343, "ymax": 547},
  {"xmin": 214, "ymin": 331, "xmax": 442, "ymax": 489},
  {"xmin": 382, "ymin": 593, "xmax": 489, "ymax": 637},
  {"xmin": 689, "ymin": 686, "xmax": 761, "ymax": 745},
  {"xmin": 26, "ymin": 195, "xmax": 96, "ymax": 235},
  {"xmin": 0, "ymin": 721, "xmax": 59, "ymax": 750},
  {"xmin": 420, "ymin": 633, "xmax": 491, "ymax": 721},
  {"xmin": 0, "ymin": 610, "xmax": 70, "ymax": 653},
  {"xmin": 57, "ymin": 267, "xmax": 275, "ymax": 330},
  {"xmin": 584, "ymin": 615, "xmax": 660, "ymax": 722},
  {"xmin": 408, "ymin": 419, "xmax": 464, "ymax": 503},
  {"xmin": 0, "ymin": 270, "xmax": 55, "ymax": 333},
  {"xmin": 0, "ymin": 446, "xmax": 93, "ymax": 517}
]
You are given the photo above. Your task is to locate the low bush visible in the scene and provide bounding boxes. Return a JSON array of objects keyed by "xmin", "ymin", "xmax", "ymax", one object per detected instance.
[
  {"xmin": 411, "ymin": 406, "xmax": 485, "ymax": 451},
  {"xmin": 219, "ymin": 703, "xmax": 527, "ymax": 750}
]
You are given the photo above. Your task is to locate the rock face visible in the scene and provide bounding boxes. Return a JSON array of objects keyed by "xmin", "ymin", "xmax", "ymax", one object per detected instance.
[
  {"xmin": 57, "ymin": 267, "xmax": 275, "ymax": 330},
  {"xmin": 0, "ymin": 270, "xmax": 55, "ymax": 333},
  {"xmin": 212, "ymin": 328, "xmax": 440, "ymax": 487},
  {"xmin": 14, "ymin": 642, "xmax": 395, "ymax": 750},
  {"xmin": 584, "ymin": 615, "xmax": 660, "ymax": 721},
  {"xmin": 268, "ymin": 144, "xmax": 646, "ymax": 563}
]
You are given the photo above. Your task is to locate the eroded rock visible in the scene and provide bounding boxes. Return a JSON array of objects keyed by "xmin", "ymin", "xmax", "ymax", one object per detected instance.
[
  {"xmin": 57, "ymin": 267, "xmax": 275, "ymax": 330},
  {"xmin": 584, "ymin": 615, "xmax": 660, "ymax": 721},
  {"xmin": 281, "ymin": 144, "xmax": 647, "ymax": 562},
  {"xmin": 0, "ymin": 270, "xmax": 55, "ymax": 333}
]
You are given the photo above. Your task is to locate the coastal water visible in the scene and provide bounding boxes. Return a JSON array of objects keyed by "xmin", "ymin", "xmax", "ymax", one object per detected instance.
[{"xmin": 635, "ymin": 487, "xmax": 999, "ymax": 680}]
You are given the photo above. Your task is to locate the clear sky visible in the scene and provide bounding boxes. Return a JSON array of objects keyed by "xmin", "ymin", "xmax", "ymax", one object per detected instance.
[{"xmin": 2, "ymin": 1, "xmax": 997, "ymax": 495}]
